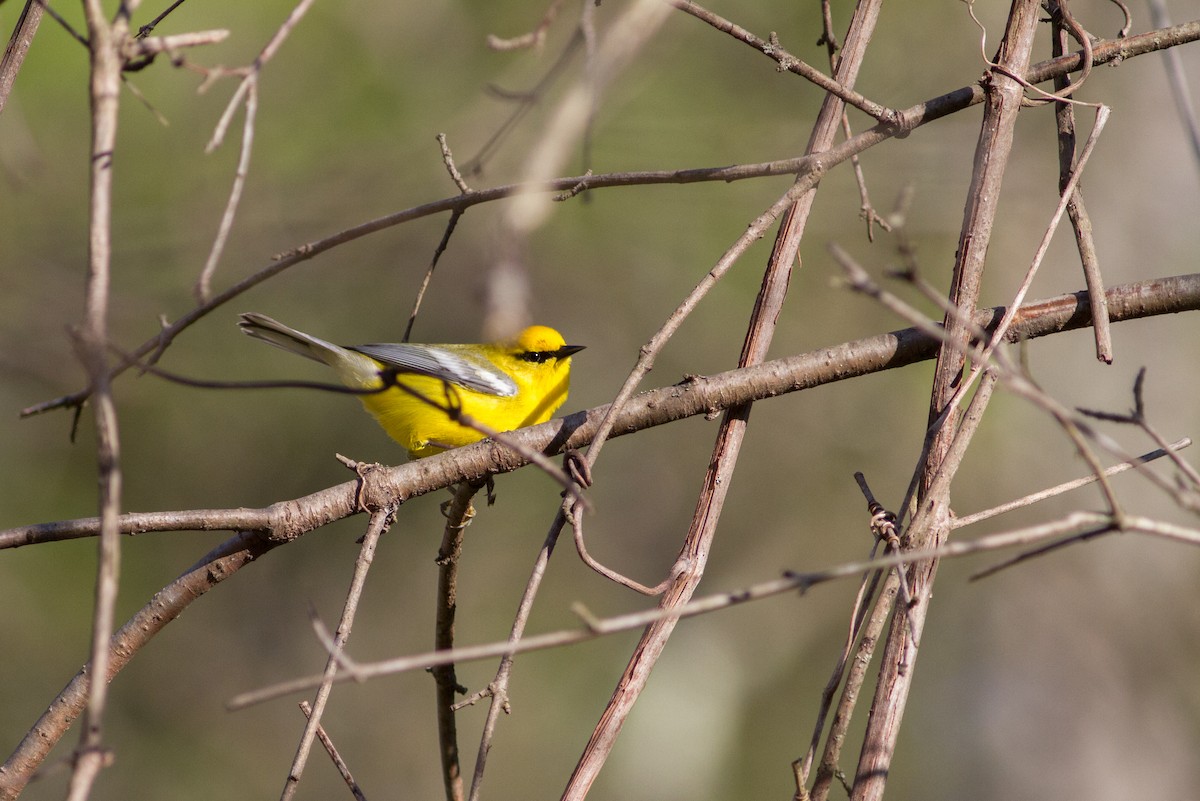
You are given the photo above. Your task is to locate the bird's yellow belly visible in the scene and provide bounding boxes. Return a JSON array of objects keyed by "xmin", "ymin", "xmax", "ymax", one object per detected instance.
[{"xmin": 358, "ymin": 371, "xmax": 570, "ymax": 459}]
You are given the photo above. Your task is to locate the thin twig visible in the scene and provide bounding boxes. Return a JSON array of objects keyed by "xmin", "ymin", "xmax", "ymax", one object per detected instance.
[
  {"xmin": 226, "ymin": 508, "xmax": 1200, "ymax": 711},
  {"xmin": 0, "ymin": 0, "xmax": 45, "ymax": 115},
  {"xmin": 437, "ymin": 133, "xmax": 471, "ymax": 193},
  {"xmin": 464, "ymin": 30, "xmax": 583, "ymax": 175},
  {"xmin": 669, "ymin": 0, "xmax": 898, "ymax": 124},
  {"xmin": 1052, "ymin": 3, "xmax": 1112, "ymax": 363},
  {"xmin": 136, "ymin": 0, "xmax": 191, "ymax": 39},
  {"xmin": 433, "ymin": 484, "xmax": 478, "ymax": 801},
  {"xmin": 1078, "ymin": 369, "xmax": 1200, "ymax": 488},
  {"xmin": 195, "ymin": 0, "xmax": 315, "ymax": 302},
  {"xmin": 568, "ymin": 502, "xmax": 675, "ymax": 596},
  {"xmin": 195, "ymin": 78, "xmax": 257, "ymax": 303},
  {"xmin": 486, "ymin": 0, "xmax": 567, "ymax": 51},
  {"xmin": 279, "ymin": 507, "xmax": 393, "ymax": 801},
  {"xmin": 403, "ymin": 208, "xmax": 463, "ymax": 343},
  {"xmin": 952, "ymin": 438, "xmax": 1192, "ymax": 528},
  {"xmin": 1146, "ymin": 0, "xmax": 1200, "ymax": 173},
  {"xmin": 298, "ymin": 702, "xmax": 369, "ymax": 801},
  {"xmin": 464, "ymin": 518, "xmax": 556, "ymax": 800},
  {"xmin": 17, "ymin": 19, "xmax": 1200, "ymax": 422}
]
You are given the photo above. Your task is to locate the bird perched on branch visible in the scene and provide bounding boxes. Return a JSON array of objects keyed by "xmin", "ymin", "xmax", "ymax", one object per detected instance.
[{"xmin": 239, "ymin": 313, "xmax": 584, "ymax": 459}]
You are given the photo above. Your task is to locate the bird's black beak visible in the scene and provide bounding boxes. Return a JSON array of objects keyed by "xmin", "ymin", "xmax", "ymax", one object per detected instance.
[{"xmin": 556, "ymin": 344, "xmax": 586, "ymax": 359}]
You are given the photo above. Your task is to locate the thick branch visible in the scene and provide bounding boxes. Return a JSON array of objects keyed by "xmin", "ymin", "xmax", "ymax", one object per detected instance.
[{"xmin": 4, "ymin": 273, "xmax": 1198, "ymax": 551}]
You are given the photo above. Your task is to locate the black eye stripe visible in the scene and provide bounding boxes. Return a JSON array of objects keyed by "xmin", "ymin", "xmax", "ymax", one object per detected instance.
[{"xmin": 519, "ymin": 351, "xmax": 554, "ymax": 364}]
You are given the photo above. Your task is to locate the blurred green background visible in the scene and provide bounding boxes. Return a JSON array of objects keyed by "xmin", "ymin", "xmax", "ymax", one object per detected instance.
[{"xmin": 2, "ymin": 1, "xmax": 1200, "ymax": 799}]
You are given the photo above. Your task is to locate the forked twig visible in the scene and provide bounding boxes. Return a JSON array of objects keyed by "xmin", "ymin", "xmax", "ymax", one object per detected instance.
[{"xmin": 194, "ymin": 0, "xmax": 316, "ymax": 304}]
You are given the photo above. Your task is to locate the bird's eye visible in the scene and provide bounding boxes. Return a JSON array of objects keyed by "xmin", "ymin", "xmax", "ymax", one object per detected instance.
[{"xmin": 519, "ymin": 351, "xmax": 552, "ymax": 364}]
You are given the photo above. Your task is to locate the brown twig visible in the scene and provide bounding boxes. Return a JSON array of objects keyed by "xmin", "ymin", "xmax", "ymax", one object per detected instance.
[
  {"xmin": 195, "ymin": 78, "xmax": 258, "ymax": 305},
  {"xmin": 280, "ymin": 507, "xmax": 394, "ymax": 801},
  {"xmin": 1052, "ymin": 2, "xmax": 1112, "ymax": 363},
  {"xmin": 465, "ymin": 30, "xmax": 583, "ymax": 175},
  {"xmin": 486, "ymin": 0, "xmax": 567, "ymax": 51},
  {"xmin": 0, "ymin": 531, "xmax": 281, "ymax": 800},
  {"xmin": 298, "ymin": 702, "xmax": 369, "ymax": 801},
  {"xmin": 0, "ymin": 0, "xmax": 45, "ymax": 115},
  {"xmin": 65, "ymin": 2, "xmax": 135, "ymax": 798},
  {"xmin": 568, "ymin": 502, "xmax": 675, "ymax": 596},
  {"xmin": 136, "ymin": 0, "xmax": 192, "ymax": 39},
  {"xmin": 432, "ymin": 483, "xmax": 479, "ymax": 801},
  {"xmin": 463, "ymin": 520, "xmax": 554, "ymax": 800},
  {"xmin": 194, "ymin": 0, "xmax": 315, "ymax": 304},
  {"xmin": 564, "ymin": 2, "xmax": 885, "ymax": 797},
  {"xmin": 669, "ymin": 0, "xmax": 897, "ymax": 124},
  {"xmin": 1078, "ymin": 369, "xmax": 1200, "ymax": 488},
  {"xmin": 403, "ymin": 208, "xmax": 462, "ymax": 343},
  {"xmin": 5, "ymin": 271, "xmax": 1199, "ymax": 554},
  {"xmin": 227, "ymin": 506, "xmax": 1200, "ymax": 710},
  {"xmin": 850, "ymin": 5, "xmax": 1041, "ymax": 799},
  {"xmin": 953, "ymin": 437, "xmax": 1192, "ymax": 528},
  {"xmin": 17, "ymin": 18, "xmax": 1200, "ymax": 423}
]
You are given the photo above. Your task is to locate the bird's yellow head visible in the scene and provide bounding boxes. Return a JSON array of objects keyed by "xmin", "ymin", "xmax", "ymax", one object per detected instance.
[{"xmin": 509, "ymin": 326, "xmax": 585, "ymax": 363}]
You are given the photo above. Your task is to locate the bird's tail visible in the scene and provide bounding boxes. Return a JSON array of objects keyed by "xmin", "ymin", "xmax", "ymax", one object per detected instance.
[{"xmin": 237, "ymin": 312, "xmax": 342, "ymax": 364}]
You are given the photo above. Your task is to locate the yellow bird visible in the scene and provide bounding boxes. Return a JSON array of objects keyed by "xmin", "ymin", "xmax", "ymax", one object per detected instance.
[{"xmin": 239, "ymin": 313, "xmax": 584, "ymax": 459}]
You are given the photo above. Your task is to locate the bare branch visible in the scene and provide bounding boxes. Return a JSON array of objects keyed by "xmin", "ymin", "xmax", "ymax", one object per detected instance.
[
  {"xmin": 280, "ymin": 507, "xmax": 393, "ymax": 801},
  {"xmin": 433, "ymin": 484, "xmax": 478, "ymax": 801},
  {"xmin": 17, "ymin": 17, "xmax": 1200, "ymax": 423},
  {"xmin": 0, "ymin": 0, "xmax": 44, "ymax": 115},
  {"xmin": 0, "ymin": 532, "xmax": 280, "ymax": 798},
  {"xmin": 5, "ymin": 272, "xmax": 1199, "ymax": 552},
  {"xmin": 669, "ymin": 0, "xmax": 897, "ymax": 123},
  {"xmin": 227, "ymin": 510, "xmax": 1200, "ymax": 710},
  {"xmin": 953, "ymin": 438, "xmax": 1192, "ymax": 528},
  {"xmin": 298, "ymin": 702, "xmax": 369, "ymax": 801}
]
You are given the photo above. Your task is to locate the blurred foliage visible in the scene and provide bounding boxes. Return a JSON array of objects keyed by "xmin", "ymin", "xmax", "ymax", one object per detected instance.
[{"xmin": 2, "ymin": 1, "xmax": 1200, "ymax": 800}]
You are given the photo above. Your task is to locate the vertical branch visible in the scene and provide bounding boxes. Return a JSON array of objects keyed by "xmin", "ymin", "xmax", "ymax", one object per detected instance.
[
  {"xmin": 66, "ymin": 1, "xmax": 134, "ymax": 798},
  {"xmin": 433, "ymin": 483, "xmax": 480, "ymax": 801},
  {"xmin": 1050, "ymin": 2, "xmax": 1112, "ymax": 363},
  {"xmin": 849, "ymin": 4, "xmax": 1042, "ymax": 800},
  {"xmin": 466, "ymin": 515, "xmax": 563, "ymax": 801},
  {"xmin": 560, "ymin": 2, "xmax": 884, "ymax": 798}
]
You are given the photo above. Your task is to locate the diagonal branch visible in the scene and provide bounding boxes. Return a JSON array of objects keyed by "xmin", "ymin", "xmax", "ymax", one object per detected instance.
[
  {"xmin": 0, "ymin": 0, "xmax": 44, "ymax": 115},
  {"xmin": 279, "ymin": 507, "xmax": 394, "ymax": 801},
  {"xmin": 4, "ymin": 272, "xmax": 1198, "ymax": 554},
  {"xmin": 18, "ymin": 20, "xmax": 1200, "ymax": 423},
  {"xmin": 850, "ymin": 4, "xmax": 1043, "ymax": 800},
  {"xmin": 563, "ymin": 1, "xmax": 885, "ymax": 797}
]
